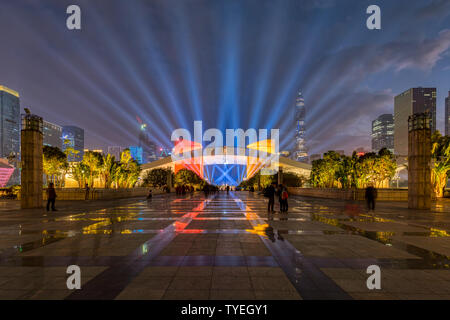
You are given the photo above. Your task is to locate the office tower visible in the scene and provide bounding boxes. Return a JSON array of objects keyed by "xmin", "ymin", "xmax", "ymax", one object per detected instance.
[
  {"xmin": 371, "ymin": 114, "xmax": 394, "ymax": 153},
  {"xmin": 138, "ymin": 122, "xmax": 157, "ymax": 163},
  {"xmin": 0, "ymin": 85, "xmax": 20, "ymax": 160},
  {"xmin": 394, "ymin": 88, "xmax": 436, "ymax": 156},
  {"xmin": 446, "ymin": 91, "xmax": 450, "ymax": 136},
  {"xmin": 129, "ymin": 146, "xmax": 143, "ymax": 164},
  {"xmin": 292, "ymin": 90, "xmax": 308, "ymax": 162},
  {"xmin": 43, "ymin": 121, "xmax": 62, "ymax": 149},
  {"xmin": 107, "ymin": 146, "xmax": 123, "ymax": 160},
  {"xmin": 62, "ymin": 126, "xmax": 84, "ymax": 162},
  {"xmin": 0, "ymin": 85, "xmax": 20, "ymax": 186}
]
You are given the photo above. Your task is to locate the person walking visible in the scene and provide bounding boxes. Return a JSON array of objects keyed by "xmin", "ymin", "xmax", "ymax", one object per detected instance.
[
  {"xmin": 365, "ymin": 185, "xmax": 378, "ymax": 211},
  {"xmin": 46, "ymin": 182, "xmax": 57, "ymax": 212}
]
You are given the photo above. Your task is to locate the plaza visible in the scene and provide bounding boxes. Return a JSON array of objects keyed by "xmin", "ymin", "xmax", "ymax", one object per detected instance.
[{"xmin": 0, "ymin": 192, "xmax": 449, "ymax": 300}]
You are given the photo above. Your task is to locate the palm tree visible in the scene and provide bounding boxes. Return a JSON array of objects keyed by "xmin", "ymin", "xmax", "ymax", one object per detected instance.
[
  {"xmin": 82, "ymin": 151, "xmax": 103, "ymax": 188},
  {"xmin": 99, "ymin": 154, "xmax": 116, "ymax": 188},
  {"xmin": 431, "ymin": 131, "xmax": 450, "ymax": 198}
]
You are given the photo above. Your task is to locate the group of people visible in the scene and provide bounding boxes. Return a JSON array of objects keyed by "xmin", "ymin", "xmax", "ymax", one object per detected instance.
[
  {"xmin": 175, "ymin": 185, "xmax": 194, "ymax": 195},
  {"xmin": 264, "ymin": 183, "xmax": 289, "ymax": 213}
]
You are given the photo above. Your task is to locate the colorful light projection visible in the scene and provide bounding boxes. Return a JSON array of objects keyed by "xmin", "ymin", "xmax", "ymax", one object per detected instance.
[
  {"xmin": 172, "ymin": 138, "xmax": 278, "ymax": 186},
  {"xmin": 0, "ymin": 161, "xmax": 14, "ymax": 187}
]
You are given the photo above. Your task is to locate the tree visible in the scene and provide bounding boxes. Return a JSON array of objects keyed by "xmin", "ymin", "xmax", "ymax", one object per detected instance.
[
  {"xmin": 82, "ymin": 151, "xmax": 103, "ymax": 188},
  {"xmin": 310, "ymin": 149, "xmax": 396, "ymax": 189},
  {"xmin": 99, "ymin": 154, "xmax": 116, "ymax": 189},
  {"xmin": 43, "ymin": 146, "xmax": 68, "ymax": 187},
  {"xmin": 63, "ymin": 138, "xmax": 79, "ymax": 161},
  {"xmin": 143, "ymin": 168, "xmax": 171, "ymax": 188},
  {"xmin": 282, "ymin": 172, "xmax": 306, "ymax": 187},
  {"xmin": 112, "ymin": 149, "xmax": 141, "ymax": 188},
  {"xmin": 70, "ymin": 162, "xmax": 89, "ymax": 188},
  {"xmin": 174, "ymin": 169, "xmax": 203, "ymax": 187},
  {"xmin": 431, "ymin": 131, "xmax": 450, "ymax": 198}
]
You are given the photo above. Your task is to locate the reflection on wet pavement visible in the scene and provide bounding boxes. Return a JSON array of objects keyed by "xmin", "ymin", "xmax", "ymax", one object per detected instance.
[{"xmin": 0, "ymin": 192, "xmax": 449, "ymax": 299}]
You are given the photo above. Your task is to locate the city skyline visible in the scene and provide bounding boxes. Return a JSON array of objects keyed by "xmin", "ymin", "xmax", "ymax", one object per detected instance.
[{"xmin": 0, "ymin": 0, "xmax": 449, "ymax": 156}]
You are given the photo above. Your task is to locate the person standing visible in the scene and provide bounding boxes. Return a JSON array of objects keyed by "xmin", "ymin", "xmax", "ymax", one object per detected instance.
[
  {"xmin": 277, "ymin": 184, "xmax": 283, "ymax": 212},
  {"xmin": 281, "ymin": 186, "xmax": 289, "ymax": 212},
  {"xmin": 46, "ymin": 182, "xmax": 57, "ymax": 212},
  {"xmin": 265, "ymin": 183, "xmax": 276, "ymax": 213},
  {"xmin": 365, "ymin": 185, "xmax": 378, "ymax": 211},
  {"xmin": 85, "ymin": 183, "xmax": 90, "ymax": 200}
]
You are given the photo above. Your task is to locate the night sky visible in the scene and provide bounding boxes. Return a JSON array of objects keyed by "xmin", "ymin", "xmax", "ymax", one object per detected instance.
[{"xmin": 0, "ymin": 0, "xmax": 449, "ymax": 155}]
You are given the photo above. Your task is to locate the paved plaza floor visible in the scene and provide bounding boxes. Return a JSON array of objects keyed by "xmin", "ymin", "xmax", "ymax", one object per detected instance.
[{"xmin": 0, "ymin": 191, "xmax": 449, "ymax": 300}]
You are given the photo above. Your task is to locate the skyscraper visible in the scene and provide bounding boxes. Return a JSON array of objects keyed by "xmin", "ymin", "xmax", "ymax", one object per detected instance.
[
  {"xmin": 138, "ymin": 122, "xmax": 157, "ymax": 163},
  {"xmin": 62, "ymin": 126, "xmax": 84, "ymax": 162},
  {"xmin": 371, "ymin": 114, "xmax": 394, "ymax": 153},
  {"xmin": 129, "ymin": 146, "xmax": 143, "ymax": 164},
  {"xmin": 0, "ymin": 85, "xmax": 20, "ymax": 186},
  {"xmin": 43, "ymin": 121, "xmax": 62, "ymax": 149},
  {"xmin": 107, "ymin": 146, "xmax": 124, "ymax": 160},
  {"xmin": 0, "ymin": 85, "xmax": 20, "ymax": 160},
  {"xmin": 446, "ymin": 91, "xmax": 450, "ymax": 136},
  {"xmin": 394, "ymin": 88, "xmax": 436, "ymax": 156},
  {"xmin": 292, "ymin": 90, "xmax": 308, "ymax": 162}
]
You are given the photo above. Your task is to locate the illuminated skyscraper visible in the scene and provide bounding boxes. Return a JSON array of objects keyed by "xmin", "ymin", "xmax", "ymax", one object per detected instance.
[
  {"xmin": 0, "ymin": 85, "xmax": 20, "ymax": 160},
  {"xmin": 394, "ymin": 88, "xmax": 436, "ymax": 156},
  {"xmin": 108, "ymin": 146, "xmax": 124, "ymax": 160},
  {"xmin": 129, "ymin": 146, "xmax": 143, "ymax": 164},
  {"xmin": 138, "ymin": 122, "xmax": 157, "ymax": 163},
  {"xmin": 292, "ymin": 90, "xmax": 308, "ymax": 162},
  {"xmin": 445, "ymin": 91, "xmax": 450, "ymax": 136},
  {"xmin": 62, "ymin": 126, "xmax": 84, "ymax": 162},
  {"xmin": 372, "ymin": 114, "xmax": 394, "ymax": 153},
  {"xmin": 43, "ymin": 121, "xmax": 62, "ymax": 149},
  {"xmin": 0, "ymin": 85, "xmax": 20, "ymax": 186}
]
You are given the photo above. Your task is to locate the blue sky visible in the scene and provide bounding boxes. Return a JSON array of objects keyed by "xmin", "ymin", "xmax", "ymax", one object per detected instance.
[{"xmin": 0, "ymin": 0, "xmax": 449, "ymax": 155}]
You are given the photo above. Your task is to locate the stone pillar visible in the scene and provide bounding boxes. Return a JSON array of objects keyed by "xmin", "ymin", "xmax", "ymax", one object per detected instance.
[
  {"xmin": 20, "ymin": 114, "xmax": 43, "ymax": 209},
  {"xmin": 408, "ymin": 113, "xmax": 431, "ymax": 209},
  {"xmin": 277, "ymin": 167, "xmax": 283, "ymax": 185}
]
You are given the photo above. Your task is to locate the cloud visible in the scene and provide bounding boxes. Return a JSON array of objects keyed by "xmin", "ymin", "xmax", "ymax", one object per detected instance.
[{"xmin": 302, "ymin": 29, "xmax": 450, "ymax": 154}]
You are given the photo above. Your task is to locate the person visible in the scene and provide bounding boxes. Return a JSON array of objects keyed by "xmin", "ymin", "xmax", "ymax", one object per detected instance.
[
  {"xmin": 85, "ymin": 183, "xmax": 90, "ymax": 200},
  {"xmin": 146, "ymin": 189, "xmax": 152, "ymax": 200},
  {"xmin": 281, "ymin": 186, "xmax": 289, "ymax": 212},
  {"xmin": 365, "ymin": 185, "xmax": 378, "ymax": 211},
  {"xmin": 265, "ymin": 183, "xmax": 276, "ymax": 212},
  {"xmin": 226, "ymin": 185, "xmax": 230, "ymax": 193},
  {"xmin": 277, "ymin": 184, "xmax": 283, "ymax": 212},
  {"xmin": 46, "ymin": 182, "xmax": 57, "ymax": 212}
]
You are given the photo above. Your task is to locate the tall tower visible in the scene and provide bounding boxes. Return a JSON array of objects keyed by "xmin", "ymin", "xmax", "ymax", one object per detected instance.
[
  {"xmin": 292, "ymin": 91, "xmax": 308, "ymax": 162},
  {"xmin": 394, "ymin": 87, "xmax": 436, "ymax": 156},
  {"xmin": 445, "ymin": 91, "xmax": 450, "ymax": 136},
  {"xmin": 0, "ymin": 85, "xmax": 20, "ymax": 185}
]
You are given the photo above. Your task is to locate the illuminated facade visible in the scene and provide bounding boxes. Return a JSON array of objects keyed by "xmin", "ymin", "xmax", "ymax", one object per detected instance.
[
  {"xmin": 0, "ymin": 85, "xmax": 20, "ymax": 186},
  {"xmin": 136, "ymin": 117, "xmax": 157, "ymax": 163},
  {"xmin": 129, "ymin": 146, "xmax": 143, "ymax": 164},
  {"xmin": 43, "ymin": 120, "xmax": 62, "ymax": 149},
  {"xmin": 394, "ymin": 88, "xmax": 436, "ymax": 156},
  {"xmin": 292, "ymin": 91, "xmax": 308, "ymax": 162},
  {"xmin": 446, "ymin": 91, "xmax": 450, "ymax": 136},
  {"xmin": 0, "ymin": 85, "xmax": 20, "ymax": 160},
  {"xmin": 371, "ymin": 114, "xmax": 394, "ymax": 153},
  {"xmin": 62, "ymin": 126, "xmax": 84, "ymax": 162}
]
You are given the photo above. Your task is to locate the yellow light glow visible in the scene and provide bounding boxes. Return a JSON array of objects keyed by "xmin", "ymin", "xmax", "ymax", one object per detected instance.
[{"xmin": 0, "ymin": 85, "xmax": 19, "ymax": 98}]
